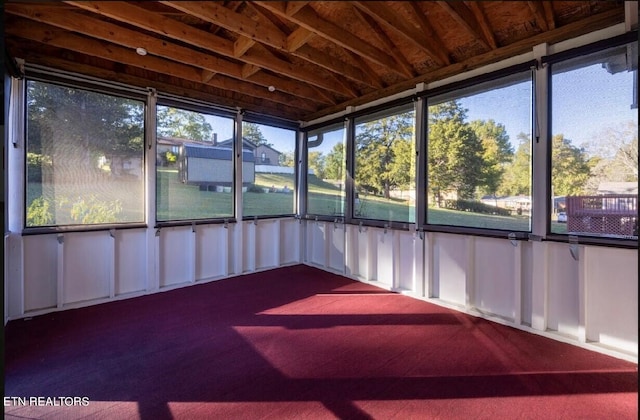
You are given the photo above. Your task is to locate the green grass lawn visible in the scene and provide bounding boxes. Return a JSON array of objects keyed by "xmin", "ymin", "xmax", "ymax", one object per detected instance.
[{"xmin": 29, "ymin": 169, "xmax": 566, "ymax": 233}]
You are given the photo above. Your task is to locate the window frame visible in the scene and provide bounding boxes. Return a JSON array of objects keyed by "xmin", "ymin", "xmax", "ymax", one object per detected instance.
[
  {"xmin": 22, "ymin": 74, "xmax": 149, "ymax": 234},
  {"xmin": 544, "ymin": 31, "xmax": 638, "ymax": 248},
  {"xmin": 419, "ymin": 61, "xmax": 537, "ymax": 239}
]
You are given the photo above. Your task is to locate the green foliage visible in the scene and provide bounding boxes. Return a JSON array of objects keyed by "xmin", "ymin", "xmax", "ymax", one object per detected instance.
[
  {"xmin": 157, "ymin": 106, "xmax": 213, "ymax": 141},
  {"xmin": 428, "ymin": 100, "xmax": 484, "ymax": 205},
  {"xmin": 324, "ymin": 142, "xmax": 344, "ymax": 181},
  {"xmin": 26, "ymin": 197, "xmax": 55, "ymax": 226},
  {"xmin": 498, "ymin": 133, "xmax": 531, "ymax": 196},
  {"xmin": 470, "ymin": 119, "xmax": 513, "ymax": 197},
  {"xmin": 242, "ymin": 122, "xmax": 271, "ymax": 146},
  {"xmin": 355, "ymin": 110, "xmax": 414, "ymax": 198},
  {"xmin": 26, "ymin": 152, "xmax": 53, "ymax": 182},
  {"xmin": 308, "ymin": 151, "xmax": 326, "ymax": 179},
  {"xmin": 165, "ymin": 151, "xmax": 177, "ymax": 164},
  {"xmin": 70, "ymin": 195, "xmax": 123, "ymax": 224},
  {"xmin": 443, "ymin": 199, "xmax": 512, "ymax": 216},
  {"xmin": 246, "ymin": 184, "xmax": 265, "ymax": 193},
  {"xmin": 551, "ymin": 134, "xmax": 591, "ymax": 196}
]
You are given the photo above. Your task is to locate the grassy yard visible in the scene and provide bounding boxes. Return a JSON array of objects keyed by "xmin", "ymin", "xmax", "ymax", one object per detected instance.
[{"xmin": 28, "ymin": 169, "xmax": 566, "ymax": 233}]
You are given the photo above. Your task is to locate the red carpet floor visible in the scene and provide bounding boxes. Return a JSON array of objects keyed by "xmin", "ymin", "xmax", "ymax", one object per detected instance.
[{"xmin": 4, "ymin": 264, "xmax": 638, "ymax": 419}]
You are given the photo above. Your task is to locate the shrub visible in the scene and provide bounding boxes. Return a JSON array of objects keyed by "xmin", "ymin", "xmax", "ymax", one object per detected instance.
[
  {"xmin": 246, "ymin": 184, "xmax": 264, "ymax": 193},
  {"xmin": 26, "ymin": 152, "xmax": 52, "ymax": 182},
  {"xmin": 443, "ymin": 199, "xmax": 512, "ymax": 216},
  {"xmin": 26, "ymin": 197, "xmax": 55, "ymax": 226},
  {"xmin": 70, "ymin": 195, "xmax": 123, "ymax": 224}
]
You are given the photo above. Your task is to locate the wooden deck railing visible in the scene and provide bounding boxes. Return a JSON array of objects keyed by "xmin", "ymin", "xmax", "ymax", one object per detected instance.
[{"xmin": 566, "ymin": 194, "xmax": 637, "ymax": 236}]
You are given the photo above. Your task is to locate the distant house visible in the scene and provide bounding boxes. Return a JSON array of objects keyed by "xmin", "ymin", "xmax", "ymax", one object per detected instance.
[
  {"xmin": 218, "ymin": 137, "xmax": 282, "ymax": 165},
  {"xmin": 179, "ymin": 144, "xmax": 255, "ymax": 186}
]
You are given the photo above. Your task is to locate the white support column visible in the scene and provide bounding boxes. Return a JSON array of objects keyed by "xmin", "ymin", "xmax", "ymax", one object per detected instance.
[
  {"xmin": 465, "ymin": 236, "xmax": 475, "ymax": 310},
  {"xmin": 56, "ymin": 234, "xmax": 64, "ymax": 309},
  {"xmin": 530, "ymin": 42, "xmax": 550, "ymax": 332},
  {"xmin": 274, "ymin": 219, "xmax": 282, "ymax": 266},
  {"xmin": 190, "ymin": 224, "xmax": 197, "ymax": 283},
  {"xmin": 233, "ymin": 110, "xmax": 244, "ymax": 275},
  {"xmin": 424, "ymin": 232, "xmax": 434, "ymax": 298},
  {"xmin": 513, "ymin": 240, "xmax": 523, "ymax": 325},
  {"xmin": 109, "ymin": 230, "xmax": 116, "ymax": 298},
  {"xmin": 145, "ymin": 89, "xmax": 159, "ymax": 292},
  {"xmin": 577, "ymin": 245, "xmax": 588, "ymax": 343}
]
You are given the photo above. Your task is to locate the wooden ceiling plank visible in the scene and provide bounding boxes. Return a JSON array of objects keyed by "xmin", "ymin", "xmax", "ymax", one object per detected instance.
[
  {"xmin": 7, "ymin": 19, "xmax": 317, "ymax": 112},
  {"xmin": 353, "ymin": 1, "xmax": 450, "ymax": 67},
  {"xmin": 303, "ymin": 6, "xmax": 625, "ymax": 122},
  {"xmin": 437, "ymin": 1, "xmax": 497, "ymax": 50},
  {"xmin": 286, "ymin": 27, "xmax": 314, "ymax": 52},
  {"xmin": 465, "ymin": 2, "xmax": 499, "ymax": 49},
  {"xmin": 241, "ymin": 64, "xmax": 260, "ymax": 79},
  {"xmin": 234, "ymin": 36, "xmax": 256, "ymax": 58},
  {"xmin": 542, "ymin": 1, "xmax": 556, "ymax": 30},
  {"xmin": 201, "ymin": 70, "xmax": 216, "ymax": 83},
  {"xmin": 160, "ymin": 0, "xmax": 380, "ymax": 90},
  {"xmin": 5, "ymin": 3, "xmax": 327, "ymax": 104},
  {"xmin": 256, "ymin": 2, "xmax": 401, "ymax": 72},
  {"xmin": 285, "ymin": 2, "xmax": 308, "ymax": 17},
  {"xmin": 353, "ymin": 7, "xmax": 416, "ymax": 79},
  {"xmin": 527, "ymin": 1, "xmax": 550, "ymax": 32},
  {"xmin": 160, "ymin": 1, "xmax": 288, "ymax": 50},
  {"xmin": 63, "ymin": 0, "xmax": 353, "ymax": 97}
]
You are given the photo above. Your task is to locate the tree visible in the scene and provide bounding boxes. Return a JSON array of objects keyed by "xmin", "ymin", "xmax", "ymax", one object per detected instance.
[
  {"xmin": 324, "ymin": 142, "xmax": 344, "ymax": 181},
  {"xmin": 308, "ymin": 151, "xmax": 326, "ymax": 179},
  {"xmin": 498, "ymin": 133, "xmax": 531, "ymax": 196},
  {"xmin": 355, "ymin": 111, "xmax": 414, "ymax": 199},
  {"xmin": 551, "ymin": 134, "xmax": 591, "ymax": 196},
  {"xmin": 242, "ymin": 122, "xmax": 271, "ymax": 146},
  {"xmin": 156, "ymin": 106, "xmax": 213, "ymax": 141},
  {"xmin": 470, "ymin": 119, "xmax": 513, "ymax": 198},
  {"xmin": 428, "ymin": 100, "xmax": 484, "ymax": 205}
]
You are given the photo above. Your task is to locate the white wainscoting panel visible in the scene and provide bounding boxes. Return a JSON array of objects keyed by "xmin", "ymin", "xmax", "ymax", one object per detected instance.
[
  {"xmin": 473, "ymin": 237, "xmax": 516, "ymax": 321},
  {"xmin": 23, "ymin": 234, "xmax": 57, "ymax": 312},
  {"xmin": 195, "ymin": 225, "xmax": 228, "ymax": 281},
  {"xmin": 546, "ymin": 241, "xmax": 580, "ymax": 338},
  {"xmin": 115, "ymin": 229, "xmax": 147, "ymax": 296},
  {"xmin": 432, "ymin": 234, "xmax": 467, "ymax": 306},
  {"xmin": 62, "ymin": 231, "xmax": 111, "ymax": 305},
  {"xmin": 158, "ymin": 227, "xmax": 193, "ymax": 288}
]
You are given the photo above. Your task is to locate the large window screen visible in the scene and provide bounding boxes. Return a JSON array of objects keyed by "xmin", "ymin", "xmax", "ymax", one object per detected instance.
[
  {"xmin": 156, "ymin": 105, "xmax": 235, "ymax": 221},
  {"xmin": 354, "ymin": 104, "xmax": 416, "ymax": 223},
  {"xmin": 241, "ymin": 122, "xmax": 296, "ymax": 217},
  {"xmin": 26, "ymin": 80, "xmax": 145, "ymax": 227},
  {"xmin": 426, "ymin": 71, "xmax": 533, "ymax": 231},
  {"xmin": 550, "ymin": 41, "xmax": 638, "ymax": 239},
  {"xmin": 306, "ymin": 122, "xmax": 346, "ymax": 216}
]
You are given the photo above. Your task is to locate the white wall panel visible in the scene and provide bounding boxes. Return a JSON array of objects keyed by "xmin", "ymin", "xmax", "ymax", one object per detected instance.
[
  {"xmin": 115, "ymin": 229, "xmax": 147, "ymax": 296},
  {"xmin": 432, "ymin": 234, "xmax": 467, "ymax": 306},
  {"xmin": 62, "ymin": 232, "xmax": 111, "ymax": 305},
  {"xmin": 546, "ymin": 242, "xmax": 580, "ymax": 338},
  {"xmin": 255, "ymin": 220, "xmax": 279, "ymax": 271},
  {"xmin": 473, "ymin": 237, "xmax": 516, "ymax": 320},
  {"xmin": 520, "ymin": 241, "xmax": 534, "ymax": 326},
  {"xmin": 158, "ymin": 227, "xmax": 193, "ymax": 288},
  {"xmin": 584, "ymin": 247, "xmax": 638, "ymax": 354},
  {"xmin": 23, "ymin": 235, "xmax": 57, "ymax": 312},
  {"xmin": 397, "ymin": 231, "xmax": 419, "ymax": 292},
  {"xmin": 307, "ymin": 221, "xmax": 326, "ymax": 267},
  {"xmin": 195, "ymin": 225, "xmax": 228, "ymax": 281},
  {"xmin": 280, "ymin": 219, "xmax": 301, "ymax": 265},
  {"xmin": 328, "ymin": 223, "xmax": 345, "ymax": 272},
  {"xmin": 375, "ymin": 230, "xmax": 393, "ymax": 287}
]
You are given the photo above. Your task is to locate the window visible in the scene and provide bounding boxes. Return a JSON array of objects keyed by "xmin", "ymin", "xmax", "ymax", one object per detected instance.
[
  {"xmin": 242, "ymin": 121, "xmax": 296, "ymax": 217},
  {"xmin": 156, "ymin": 105, "xmax": 235, "ymax": 221},
  {"xmin": 550, "ymin": 40, "xmax": 638, "ymax": 239},
  {"xmin": 25, "ymin": 80, "xmax": 145, "ymax": 227},
  {"xmin": 426, "ymin": 71, "xmax": 533, "ymax": 231},
  {"xmin": 353, "ymin": 103, "xmax": 416, "ymax": 223},
  {"xmin": 306, "ymin": 122, "xmax": 346, "ymax": 217}
]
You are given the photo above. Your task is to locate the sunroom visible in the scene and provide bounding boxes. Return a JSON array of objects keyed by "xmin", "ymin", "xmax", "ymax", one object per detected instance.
[{"xmin": 3, "ymin": 1, "xmax": 638, "ymax": 418}]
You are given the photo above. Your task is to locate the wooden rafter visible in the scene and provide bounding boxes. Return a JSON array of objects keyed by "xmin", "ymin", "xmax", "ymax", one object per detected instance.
[{"xmin": 436, "ymin": 1, "xmax": 498, "ymax": 50}]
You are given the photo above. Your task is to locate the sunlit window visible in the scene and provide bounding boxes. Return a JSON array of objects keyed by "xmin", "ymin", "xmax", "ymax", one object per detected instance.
[
  {"xmin": 242, "ymin": 121, "xmax": 296, "ymax": 217},
  {"xmin": 26, "ymin": 80, "xmax": 145, "ymax": 227},
  {"xmin": 353, "ymin": 104, "xmax": 416, "ymax": 223},
  {"xmin": 550, "ymin": 41, "xmax": 638, "ymax": 239},
  {"xmin": 156, "ymin": 105, "xmax": 235, "ymax": 221},
  {"xmin": 306, "ymin": 122, "xmax": 346, "ymax": 217},
  {"xmin": 426, "ymin": 71, "xmax": 533, "ymax": 231}
]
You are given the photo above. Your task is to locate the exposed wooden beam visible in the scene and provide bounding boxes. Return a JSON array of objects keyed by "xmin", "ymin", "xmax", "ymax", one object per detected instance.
[
  {"xmin": 241, "ymin": 64, "xmax": 261, "ymax": 79},
  {"xmin": 285, "ymin": 1, "xmax": 308, "ymax": 16},
  {"xmin": 353, "ymin": 7, "xmax": 416, "ymax": 79},
  {"xmin": 527, "ymin": 1, "xmax": 550, "ymax": 32},
  {"xmin": 303, "ymin": 7, "xmax": 625, "ymax": 121},
  {"xmin": 353, "ymin": 1, "xmax": 450, "ymax": 67},
  {"xmin": 437, "ymin": 1, "xmax": 498, "ymax": 50},
  {"xmin": 6, "ymin": 19, "xmax": 318, "ymax": 112},
  {"xmin": 256, "ymin": 2, "xmax": 403, "ymax": 74},
  {"xmin": 542, "ymin": 1, "xmax": 556, "ymax": 30},
  {"xmin": 161, "ymin": 1, "xmax": 381, "ymax": 89},
  {"xmin": 5, "ymin": 3, "xmax": 331, "ymax": 104},
  {"xmin": 465, "ymin": 2, "xmax": 499, "ymax": 49},
  {"xmin": 234, "ymin": 36, "xmax": 256, "ymax": 58},
  {"xmin": 63, "ymin": 1, "xmax": 353, "ymax": 97},
  {"xmin": 286, "ymin": 27, "xmax": 314, "ymax": 52}
]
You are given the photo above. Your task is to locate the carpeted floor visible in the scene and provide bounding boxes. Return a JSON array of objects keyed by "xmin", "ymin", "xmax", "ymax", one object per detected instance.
[{"xmin": 4, "ymin": 264, "xmax": 638, "ymax": 419}]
